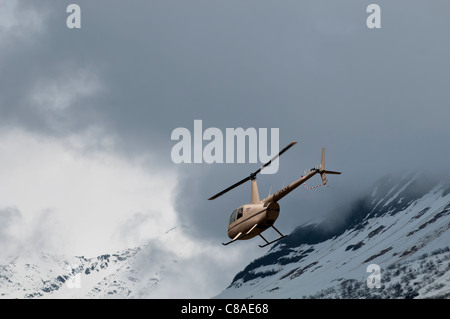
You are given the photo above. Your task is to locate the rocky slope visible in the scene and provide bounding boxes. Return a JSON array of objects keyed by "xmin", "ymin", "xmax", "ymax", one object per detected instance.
[{"xmin": 216, "ymin": 172, "xmax": 450, "ymax": 298}]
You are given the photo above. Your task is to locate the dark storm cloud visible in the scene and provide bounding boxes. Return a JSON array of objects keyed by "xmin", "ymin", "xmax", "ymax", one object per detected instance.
[
  {"xmin": 2, "ymin": 1, "xmax": 450, "ymax": 242},
  {"xmin": 170, "ymin": 0, "xmax": 450, "ymax": 240}
]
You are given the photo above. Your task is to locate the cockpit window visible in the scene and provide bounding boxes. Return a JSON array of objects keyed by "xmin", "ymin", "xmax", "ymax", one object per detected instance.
[
  {"xmin": 236, "ymin": 207, "xmax": 243, "ymax": 220},
  {"xmin": 229, "ymin": 209, "xmax": 237, "ymax": 225}
]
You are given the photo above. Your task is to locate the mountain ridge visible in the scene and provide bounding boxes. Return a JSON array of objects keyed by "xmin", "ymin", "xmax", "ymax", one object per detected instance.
[
  {"xmin": 216, "ymin": 172, "xmax": 450, "ymax": 298},
  {"xmin": 2, "ymin": 172, "xmax": 449, "ymax": 299}
]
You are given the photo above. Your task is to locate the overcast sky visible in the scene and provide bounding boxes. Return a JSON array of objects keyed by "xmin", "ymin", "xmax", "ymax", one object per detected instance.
[{"xmin": 1, "ymin": 0, "xmax": 449, "ymax": 297}]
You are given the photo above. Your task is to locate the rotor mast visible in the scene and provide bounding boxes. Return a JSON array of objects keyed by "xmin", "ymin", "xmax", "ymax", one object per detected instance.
[
  {"xmin": 251, "ymin": 177, "xmax": 260, "ymax": 204},
  {"xmin": 208, "ymin": 142, "xmax": 297, "ymax": 201}
]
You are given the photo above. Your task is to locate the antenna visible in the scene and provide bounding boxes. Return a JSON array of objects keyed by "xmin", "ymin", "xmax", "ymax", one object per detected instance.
[{"xmin": 267, "ymin": 186, "xmax": 272, "ymax": 197}]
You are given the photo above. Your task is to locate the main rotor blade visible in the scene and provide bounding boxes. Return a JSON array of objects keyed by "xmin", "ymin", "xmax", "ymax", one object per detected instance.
[
  {"xmin": 208, "ymin": 175, "xmax": 252, "ymax": 200},
  {"xmin": 253, "ymin": 141, "xmax": 297, "ymax": 175},
  {"xmin": 208, "ymin": 141, "xmax": 297, "ymax": 201}
]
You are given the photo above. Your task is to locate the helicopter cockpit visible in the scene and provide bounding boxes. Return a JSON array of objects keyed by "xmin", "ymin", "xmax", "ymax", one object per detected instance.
[{"xmin": 228, "ymin": 207, "xmax": 243, "ymax": 226}]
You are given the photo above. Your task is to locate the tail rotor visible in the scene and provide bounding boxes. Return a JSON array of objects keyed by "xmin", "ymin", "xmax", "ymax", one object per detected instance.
[{"xmin": 318, "ymin": 147, "xmax": 341, "ymax": 185}]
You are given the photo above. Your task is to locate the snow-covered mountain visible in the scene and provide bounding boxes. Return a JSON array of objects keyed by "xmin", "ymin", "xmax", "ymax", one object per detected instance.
[
  {"xmin": 0, "ymin": 227, "xmax": 200, "ymax": 299},
  {"xmin": 216, "ymin": 172, "xmax": 450, "ymax": 298},
  {"xmin": 3, "ymin": 172, "xmax": 450, "ymax": 299},
  {"xmin": 0, "ymin": 246, "xmax": 168, "ymax": 299},
  {"xmin": 2, "ymin": 247, "xmax": 134, "ymax": 298}
]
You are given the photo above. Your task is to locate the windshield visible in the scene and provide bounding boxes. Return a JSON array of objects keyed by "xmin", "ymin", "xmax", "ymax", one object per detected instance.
[
  {"xmin": 236, "ymin": 207, "xmax": 243, "ymax": 220},
  {"xmin": 229, "ymin": 209, "xmax": 237, "ymax": 225}
]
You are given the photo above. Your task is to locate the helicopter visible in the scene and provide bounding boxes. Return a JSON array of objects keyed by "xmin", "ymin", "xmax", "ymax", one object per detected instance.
[{"xmin": 208, "ymin": 142, "xmax": 341, "ymax": 248}]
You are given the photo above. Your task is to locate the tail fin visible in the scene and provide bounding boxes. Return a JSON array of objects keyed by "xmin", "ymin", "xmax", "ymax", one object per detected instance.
[{"xmin": 319, "ymin": 148, "xmax": 341, "ymax": 185}]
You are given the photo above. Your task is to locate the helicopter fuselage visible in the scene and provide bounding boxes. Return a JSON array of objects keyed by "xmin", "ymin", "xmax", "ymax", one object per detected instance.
[
  {"xmin": 210, "ymin": 145, "xmax": 341, "ymax": 247},
  {"xmin": 224, "ymin": 167, "xmax": 319, "ymax": 245},
  {"xmin": 227, "ymin": 201, "xmax": 280, "ymax": 240}
]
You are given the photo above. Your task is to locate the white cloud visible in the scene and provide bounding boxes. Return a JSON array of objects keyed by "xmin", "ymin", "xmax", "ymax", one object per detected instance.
[
  {"xmin": 130, "ymin": 226, "xmax": 265, "ymax": 298},
  {"xmin": 0, "ymin": 129, "xmax": 178, "ymax": 257},
  {"xmin": 30, "ymin": 67, "xmax": 103, "ymax": 112},
  {"xmin": 0, "ymin": 0, "xmax": 47, "ymax": 46},
  {"xmin": 0, "ymin": 129, "xmax": 263, "ymax": 297}
]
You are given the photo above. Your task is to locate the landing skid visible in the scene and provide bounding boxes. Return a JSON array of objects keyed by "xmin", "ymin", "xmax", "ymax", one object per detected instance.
[
  {"xmin": 222, "ymin": 232, "xmax": 243, "ymax": 246},
  {"xmin": 222, "ymin": 223, "xmax": 259, "ymax": 246},
  {"xmin": 258, "ymin": 226, "xmax": 287, "ymax": 248},
  {"xmin": 222, "ymin": 224, "xmax": 287, "ymax": 247}
]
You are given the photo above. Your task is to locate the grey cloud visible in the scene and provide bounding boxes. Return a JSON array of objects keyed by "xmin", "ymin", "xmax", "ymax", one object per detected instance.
[
  {"xmin": 0, "ymin": 207, "xmax": 21, "ymax": 243},
  {"xmin": 133, "ymin": 234, "xmax": 251, "ymax": 298},
  {"xmin": 2, "ymin": 1, "xmax": 450, "ymax": 245},
  {"xmin": 113, "ymin": 212, "xmax": 151, "ymax": 245},
  {"xmin": 172, "ymin": 1, "xmax": 450, "ymax": 240},
  {"xmin": 0, "ymin": 207, "xmax": 57, "ymax": 262}
]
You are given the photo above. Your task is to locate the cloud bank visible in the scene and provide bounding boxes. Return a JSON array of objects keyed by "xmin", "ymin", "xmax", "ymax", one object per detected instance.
[{"xmin": 1, "ymin": 0, "xmax": 450, "ymax": 297}]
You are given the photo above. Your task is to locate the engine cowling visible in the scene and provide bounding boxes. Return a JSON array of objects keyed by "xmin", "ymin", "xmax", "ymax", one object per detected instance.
[{"xmin": 265, "ymin": 202, "xmax": 280, "ymax": 226}]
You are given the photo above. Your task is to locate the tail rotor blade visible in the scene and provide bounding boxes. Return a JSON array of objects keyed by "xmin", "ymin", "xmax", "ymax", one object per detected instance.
[
  {"xmin": 319, "ymin": 148, "xmax": 341, "ymax": 185},
  {"xmin": 324, "ymin": 170, "xmax": 341, "ymax": 175},
  {"xmin": 321, "ymin": 147, "xmax": 325, "ymax": 171}
]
